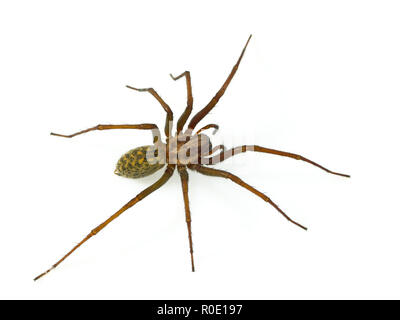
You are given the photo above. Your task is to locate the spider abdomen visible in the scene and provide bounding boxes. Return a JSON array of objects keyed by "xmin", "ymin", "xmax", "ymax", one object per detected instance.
[{"xmin": 114, "ymin": 145, "xmax": 164, "ymax": 179}]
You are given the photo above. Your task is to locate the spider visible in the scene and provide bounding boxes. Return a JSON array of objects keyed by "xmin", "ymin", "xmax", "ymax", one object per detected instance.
[{"xmin": 34, "ymin": 35, "xmax": 349, "ymax": 281}]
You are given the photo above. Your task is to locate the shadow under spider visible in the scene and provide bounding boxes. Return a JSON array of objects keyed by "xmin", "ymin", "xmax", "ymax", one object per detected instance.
[{"xmin": 35, "ymin": 35, "xmax": 350, "ymax": 281}]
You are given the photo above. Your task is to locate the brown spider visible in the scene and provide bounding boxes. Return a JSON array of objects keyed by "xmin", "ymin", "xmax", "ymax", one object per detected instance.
[{"xmin": 34, "ymin": 35, "xmax": 349, "ymax": 281}]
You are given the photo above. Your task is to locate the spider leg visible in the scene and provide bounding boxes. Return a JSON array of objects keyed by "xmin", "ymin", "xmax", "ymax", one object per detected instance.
[
  {"xmin": 177, "ymin": 165, "xmax": 195, "ymax": 272},
  {"xmin": 207, "ymin": 144, "xmax": 226, "ymax": 156},
  {"xmin": 51, "ymin": 123, "xmax": 162, "ymax": 143},
  {"xmin": 204, "ymin": 145, "xmax": 350, "ymax": 178},
  {"xmin": 199, "ymin": 145, "xmax": 226, "ymax": 164},
  {"xmin": 34, "ymin": 165, "xmax": 175, "ymax": 281},
  {"xmin": 188, "ymin": 164, "xmax": 307, "ymax": 230},
  {"xmin": 196, "ymin": 124, "xmax": 219, "ymax": 135},
  {"xmin": 187, "ymin": 35, "xmax": 252, "ymax": 131},
  {"xmin": 170, "ymin": 71, "xmax": 193, "ymax": 134},
  {"xmin": 126, "ymin": 86, "xmax": 173, "ymax": 137}
]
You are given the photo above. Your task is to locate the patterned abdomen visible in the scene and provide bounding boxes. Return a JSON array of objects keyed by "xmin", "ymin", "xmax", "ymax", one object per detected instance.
[{"xmin": 114, "ymin": 145, "xmax": 164, "ymax": 179}]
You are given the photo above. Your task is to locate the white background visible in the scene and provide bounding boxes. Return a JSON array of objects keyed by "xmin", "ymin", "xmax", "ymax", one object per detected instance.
[{"xmin": 1, "ymin": 1, "xmax": 399, "ymax": 299}]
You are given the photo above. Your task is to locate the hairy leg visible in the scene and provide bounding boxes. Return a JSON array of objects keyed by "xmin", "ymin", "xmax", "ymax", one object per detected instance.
[
  {"xmin": 198, "ymin": 144, "xmax": 227, "ymax": 164},
  {"xmin": 207, "ymin": 144, "xmax": 226, "ymax": 156},
  {"xmin": 170, "ymin": 71, "xmax": 193, "ymax": 134},
  {"xmin": 188, "ymin": 164, "xmax": 307, "ymax": 230},
  {"xmin": 204, "ymin": 145, "xmax": 350, "ymax": 178},
  {"xmin": 51, "ymin": 123, "xmax": 162, "ymax": 143},
  {"xmin": 126, "ymin": 85, "xmax": 173, "ymax": 137},
  {"xmin": 177, "ymin": 165, "xmax": 195, "ymax": 272},
  {"xmin": 196, "ymin": 124, "xmax": 219, "ymax": 135},
  {"xmin": 34, "ymin": 165, "xmax": 176, "ymax": 281},
  {"xmin": 187, "ymin": 35, "xmax": 252, "ymax": 130}
]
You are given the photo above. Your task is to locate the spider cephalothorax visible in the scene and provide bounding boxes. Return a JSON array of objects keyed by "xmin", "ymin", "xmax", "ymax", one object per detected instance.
[{"xmin": 35, "ymin": 35, "xmax": 349, "ymax": 281}]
